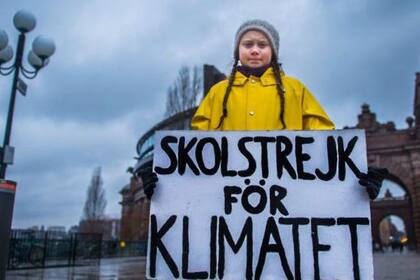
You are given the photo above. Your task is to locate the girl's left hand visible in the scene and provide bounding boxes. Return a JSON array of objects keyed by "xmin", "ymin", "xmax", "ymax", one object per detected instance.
[{"xmin": 358, "ymin": 167, "xmax": 389, "ymax": 200}]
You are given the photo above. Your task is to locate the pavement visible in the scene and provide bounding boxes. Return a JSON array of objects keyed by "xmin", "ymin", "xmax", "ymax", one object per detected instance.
[
  {"xmin": 6, "ymin": 252, "xmax": 420, "ymax": 279},
  {"xmin": 6, "ymin": 257, "xmax": 146, "ymax": 280},
  {"xmin": 373, "ymin": 252, "xmax": 420, "ymax": 280}
]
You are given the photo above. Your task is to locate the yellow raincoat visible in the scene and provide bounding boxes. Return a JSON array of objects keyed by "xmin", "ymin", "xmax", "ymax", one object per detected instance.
[{"xmin": 191, "ymin": 67, "xmax": 334, "ymax": 130}]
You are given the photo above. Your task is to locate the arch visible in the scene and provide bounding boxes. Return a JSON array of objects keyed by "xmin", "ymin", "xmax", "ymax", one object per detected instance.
[
  {"xmin": 370, "ymin": 173, "xmax": 416, "ymax": 250},
  {"xmin": 375, "ymin": 179, "xmax": 407, "ymax": 201},
  {"xmin": 377, "ymin": 215, "xmax": 408, "ymax": 252},
  {"xmin": 377, "ymin": 158, "xmax": 414, "ymax": 200},
  {"xmin": 387, "ymin": 173, "xmax": 412, "ymax": 200}
]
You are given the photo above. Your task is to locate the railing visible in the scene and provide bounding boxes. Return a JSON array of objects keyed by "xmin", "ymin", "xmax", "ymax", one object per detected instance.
[
  {"xmin": 8, "ymin": 230, "xmax": 147, "ymax": 270},
  {"xmin": 101, "ymin": 240, "xmax": 147, "ymax": 258}
]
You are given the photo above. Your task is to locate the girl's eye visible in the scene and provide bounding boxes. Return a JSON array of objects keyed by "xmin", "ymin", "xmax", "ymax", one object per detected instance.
[
  {"xmin": 242, "ymin": 42, "xmax": 254, "ymax": 48},
  {"xmin": 241, "ymin": 41, "xmax": 269, "ymax": 49},
  {"xmin": 257, "ymin": 42, "xmax": 269, "ymax": 48}
]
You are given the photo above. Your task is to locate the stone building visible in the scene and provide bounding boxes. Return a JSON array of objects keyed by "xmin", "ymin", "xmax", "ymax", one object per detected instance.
[
  {"xmin": 120, "ymin": 67, "xmax": 420, "ymax": 251},
  {"xmin": 120, "ymin": 176, "xmax": 150, "ymax": 241},
  {"xmin": 79, "ymin": 218, "xmax": 121, "ymax": 240},
  {"xmin": 353, "ymin": 72, "xmax": 420, "ymax": 250}
]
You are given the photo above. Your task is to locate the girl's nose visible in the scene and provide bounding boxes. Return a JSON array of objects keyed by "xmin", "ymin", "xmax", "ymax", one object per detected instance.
[{"xmin": 250, "ymin": 46, "xmax": 260, "ymax": 55}]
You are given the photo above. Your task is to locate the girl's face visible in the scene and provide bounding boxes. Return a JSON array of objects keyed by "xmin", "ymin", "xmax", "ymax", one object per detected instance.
[{"xmin": 239, "ymin": 30, "xmax": 273, "ymax": 68}]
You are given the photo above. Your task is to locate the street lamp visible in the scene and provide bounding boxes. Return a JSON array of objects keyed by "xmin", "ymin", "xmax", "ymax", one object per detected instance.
[
  {"xmin": 0, "ymin": 10, "xmax": 55, "ymax": 177},
  {"xmin": 0, "ymin": 10, "xmax": 55, "ymax": 279}
]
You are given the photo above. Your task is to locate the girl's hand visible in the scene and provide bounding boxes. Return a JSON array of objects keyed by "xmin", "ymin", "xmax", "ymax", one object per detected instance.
[
  {"xmin": 358, "ymin": 167, "xmax": 389, "ymax": 200},
  {"xmin": 143, "ymin": 172, "xmax": 158, "ymax": 199}
]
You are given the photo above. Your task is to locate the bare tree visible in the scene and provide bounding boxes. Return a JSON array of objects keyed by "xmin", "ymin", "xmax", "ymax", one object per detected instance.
[
  {"xmin": 165, "ymin": 66, "xmax": 202, "ymax": 117},
  {"xmin": 82, "ymin": 167, "xmax": 106, "ymax": 221}
]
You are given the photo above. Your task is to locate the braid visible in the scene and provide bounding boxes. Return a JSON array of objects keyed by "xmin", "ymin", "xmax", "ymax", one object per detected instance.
[
  {"xmin": 216, "ymin": 58, "xmax": 239, "ymax": 129},
  {"xmin": 271, "ymin": 60, "xmax": 286, "ymax": 129}
]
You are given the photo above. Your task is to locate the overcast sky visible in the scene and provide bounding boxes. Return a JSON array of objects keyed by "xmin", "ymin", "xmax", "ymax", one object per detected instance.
[{"xmin": 0, "ymin": 0, "xmax": 419, "ymax": 229}]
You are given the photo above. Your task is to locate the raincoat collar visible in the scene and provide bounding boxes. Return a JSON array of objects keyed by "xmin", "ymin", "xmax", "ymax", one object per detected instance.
[{"xmin": 232, "ymin": 67, "xmax": 281, "ymax": 86}]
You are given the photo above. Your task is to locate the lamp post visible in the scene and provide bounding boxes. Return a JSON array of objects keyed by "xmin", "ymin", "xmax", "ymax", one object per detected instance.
[{"xmin": 0, "ymin": 10, "xmax": 55, "ymax": 279}]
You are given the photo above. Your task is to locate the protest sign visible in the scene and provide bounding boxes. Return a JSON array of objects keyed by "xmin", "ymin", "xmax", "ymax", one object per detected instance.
[{"xmin": 147, "ymin": 130, "xmax": 373, "ymax": 280}]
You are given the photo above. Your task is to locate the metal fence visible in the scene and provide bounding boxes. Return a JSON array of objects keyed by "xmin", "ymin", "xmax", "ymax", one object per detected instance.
[
  {"xmin": 7, "ymin": 230, "xmax": 146, "ymax": 270},
  {"xmin": 101, "ymin": 240, "xmax": 147, "ymax": 258}
]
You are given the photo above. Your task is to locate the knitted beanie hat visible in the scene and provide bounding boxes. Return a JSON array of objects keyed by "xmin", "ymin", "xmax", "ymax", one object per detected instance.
[{"xmin": 234, "ymin": 19, "xmax": 279, "ymax": 60}]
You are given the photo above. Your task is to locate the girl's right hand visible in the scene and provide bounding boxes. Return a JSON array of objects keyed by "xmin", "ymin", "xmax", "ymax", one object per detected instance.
[{"xmin": 143, "ymin": 172, "xmax": 158, "ymax": 199}]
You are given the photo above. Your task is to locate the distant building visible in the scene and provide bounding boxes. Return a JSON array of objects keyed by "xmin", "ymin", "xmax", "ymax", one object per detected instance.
[
  {"xmin": 47, "ymin": 226, "xmax": 66, "ymax": 232},
  {"xmin": 68, "ymin": 225, "xmax": 79, "ymax": 234},
  {"xmin": 27, "ymin": 225, "xmax": 40, "ymax": 231},
  {"xmin": 46, "ymin": 226, "xmax": 67, "ymax": 239},
  {"xmin": 79, "ymin": 218, "xmax": 121, "ymax": 240},
  {"xmin": 105, "ymin": 218, "xmax": 121, "ymax": 240},
  {"xmin": 15, "ymin": 225, "xmax": 71, "ymax": 240},
  {"xmin": 120, "ymin": 176, "xmax": 150, "ymax": 241}
]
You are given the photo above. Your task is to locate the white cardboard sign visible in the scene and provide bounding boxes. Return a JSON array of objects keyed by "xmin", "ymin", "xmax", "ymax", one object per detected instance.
[{"xmin": 147, "ymin": 130, "xmax": 373, "ymax": 280}]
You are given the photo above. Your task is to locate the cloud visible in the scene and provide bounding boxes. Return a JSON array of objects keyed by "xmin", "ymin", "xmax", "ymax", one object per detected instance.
[{"xmin": 9, "ymin": 113, "xmax": 143, "ymax": 227}]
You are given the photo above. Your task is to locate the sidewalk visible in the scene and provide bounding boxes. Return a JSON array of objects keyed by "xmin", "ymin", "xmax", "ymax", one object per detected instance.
[
  {"xmin": 6, "ymin": 252, "xmax": 420, "ymax": 279},
  {"xmin": 373, "ymin": 251, "xmax": 420, "ymax": 280},
  {"xmin": 6, "ymin": 257, "xmax": 146, "ymax": 280}
]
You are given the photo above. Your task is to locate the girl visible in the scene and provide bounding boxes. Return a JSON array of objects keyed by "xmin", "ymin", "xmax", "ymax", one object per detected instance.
[
  {"xmin": 191, "ymin": 19, "xmax": 335, "ymax": 131},
  {"xmin": 144, "ymin": 19, "xmax": 387, "ymax": 200}
]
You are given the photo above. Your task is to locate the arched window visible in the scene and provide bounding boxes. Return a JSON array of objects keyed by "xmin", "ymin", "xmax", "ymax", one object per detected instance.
[
  {"xmin": 375, "ymin": 179, "xmax": 407, "ymax": 201},
  {"xmin": 378, "ymin": 215, "xmax": 408, "ymax": 250}
]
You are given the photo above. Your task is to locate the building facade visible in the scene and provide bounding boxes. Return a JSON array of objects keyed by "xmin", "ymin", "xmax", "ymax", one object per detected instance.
[
  {"xmin": 79, "ymin": 218, "xmax": 121, "ymax": 240},
  {"xmin": 351, "ymin": 73, "xmax": 420, "ymax": 250},
  {"xmin": 120, "ymin": 176, "xmax": 150, "ymax": 241}
]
